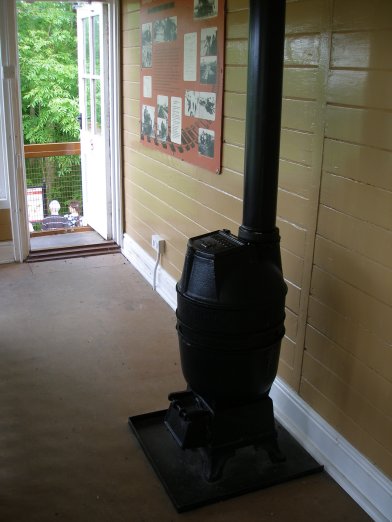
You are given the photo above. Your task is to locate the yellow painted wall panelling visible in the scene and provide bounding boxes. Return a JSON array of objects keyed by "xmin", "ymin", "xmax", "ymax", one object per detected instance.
[
  {"xmin": 123, "ymin": 97, "xmax": 139, "ymax": 118},
  {"xmin": 305, "ymin": 325, "xmax": 392, "ymax": 415},
  {"xmin": 123, "ymin": 177, "xmax": 207, "ymax": 242},
  {"xmin": 325, "ymin": 106, "xmax": 392, "ymax": 150},
  {"xmin": 285, "ymin": 308, "xmax": 299, "ymax": 342},
  {"xmin": 127, "ymin": 165, "xmax": 240, "ymax": 233},
  {"xmin": 225, "ymin": 9, "xmax": 248, "ymax": 39},
  {"xmin": 317, "ymin": 205, "xmax": 392, "ymax": 269},
  {"xmin": 277, "ymin": 189, "xmax": 310, "ymax": 228},
  {"xmin": 307, "ymin": 297, "xmax": 392, "ymax": 384},
  {"xmin": 300, "ymin": 378, "xmax": 392, "ymax": 478},
  {"xmin": 281, "ymin": 99, "xmax": 316, "ymax": 133},
  {"xmin": 285, "ymin": 0, "xmax": 331, "ymax": 34},
  {"xmin": 302, "ymin": 352, "xmax": 392, "ymax": 457},
  {"xmin": 122, "ymin": 7, "xmax": 139, "ymax": 27},
  {"xmin": 327, "ymin": 70, "xmax": 392, "ymax": 111},
  {"xmin": 123, "ymin": 113, "xmax": 140, "ymax": 134},
  {"xmin": 225, "ymin": 39, "xmax": 248, "ymax": 66},
  {"xmin": 320, "ymin": 171, "xmax": 392, "ymax": 230},
  {"xmin": 223, "ymin": 117, "xmax": 245, "ymax": 147},
  {"xmin": 279, "ymin": 160, "xmax": 313, "ymax": 199},
  {"xmin": 323, "ymin": 139, "xmax": 392, "ymax": 191},
  {"xmin": 125, "ymin": 211, "xmax": 185, "ymax": 276},
  {"xmin": 278, "ymin": 219, "xmax": 307, "ymax": 258},
  {"xmin": 126, "ymin": 194, "xmax": 189, "ymax": 256},
  {"xmin": 226, "ymin": 0, "xmax": 248, "ymax": 12},
  {"xmin": 314, "ymin": 235, "xmax": 392, "ymax": 307},
  {"xmin": 280, "ymin": 129, "xmax": 314, "ymax": 166},
  {"xmin": 221, "ymin": 143, "xmax": 244, "ymax": 173},
  {"xmin": 280, "ymin": 336, "xmax": 296, "ymax": 370},
  {"xmin": 122, "ymin": 80, "xmax": 139, "ymax": 100},
  {"xmin": 310, "ymin": 266, "xmax": 392, "ymax": 344},
  {"xmin": 224, "ymin": 92, "xmax": 246, "ymax": 119},
  {"xmin": 283, "ymin": 68, "xmax": 318, "ymax": 100},
  {"xmin": 224, "ymin": 66, "xmax": 247, "ymax": 93},
  {"xmin": 128, "ymin": 151, "xmax": 243, "ymax": 223},
  {"xmin": 284, "ymin": 35, "xmax": 320, "ymax": 66},
  {"xmin": 123, "ymin": 64, "xmax": 139, "ymax": 83},
  {"xmin": 332, "ymin": 0, "xmax": 392, "ymax": 31},
  {"xmin": 285, "ymin": 281, "xmax": 301, "ymax": 316},
  {"xmin": 331, "ymin": 31, "xmax": 392, "ymax": 70},
  {"xmin": 0, "ymin": 209, "xmax": 12, "ymax": 241},
  {"xmin": 125, "ymin": 136, "xmax": 244, "ymax": 200},
  {"xmin": 281, "ymin": 248, "xmax": 304, "ymax": 288}
]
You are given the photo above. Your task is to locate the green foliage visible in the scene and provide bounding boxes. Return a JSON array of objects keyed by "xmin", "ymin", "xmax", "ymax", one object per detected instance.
[
  {"xmin": 17, "ymin": 2, "xmax": 82, "ymax": 220},
  {"xmin": 17, "ymin": 1, "xmax": 80, "ymax": 144}
]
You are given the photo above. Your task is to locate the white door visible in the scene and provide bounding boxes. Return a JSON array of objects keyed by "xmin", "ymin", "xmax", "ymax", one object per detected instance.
[{"xmin": 77, "ymin": 3, "xmax": 111, "ymax": 239}]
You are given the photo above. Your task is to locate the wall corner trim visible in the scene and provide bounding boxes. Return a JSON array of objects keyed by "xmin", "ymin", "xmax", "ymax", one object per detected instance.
[
  {"xmin": 122, "ymin": 232, "xmax": 391, "ymax": 522},
  {"xmin": 122, "ymin": 233, "xmax": 177, "ymax": 311},
  {"xmin": 270, "ymin": 378, "xmax": 392, "ymax": 522}
]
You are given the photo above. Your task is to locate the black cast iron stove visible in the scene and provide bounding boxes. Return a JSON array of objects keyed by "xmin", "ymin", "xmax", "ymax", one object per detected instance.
[{"xmin": 129, "ymin": 0, "xmax": 323, "ymax": 511}]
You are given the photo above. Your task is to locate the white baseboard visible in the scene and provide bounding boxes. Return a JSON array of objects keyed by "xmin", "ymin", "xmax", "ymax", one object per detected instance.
[
  {"xmin": 122, "ymin": 232, "xmax": 392, "ymax": 522},
  {"xmin": 270, "ymin": 378, "xmax": 392, "ymax": 522},
  {"xmin": 122, "ymin": 233, "xmax": 177, "ymax": 310},
  {"xmin": 0, "ymin": 241, "xmax": 15, "ymax": 264}
]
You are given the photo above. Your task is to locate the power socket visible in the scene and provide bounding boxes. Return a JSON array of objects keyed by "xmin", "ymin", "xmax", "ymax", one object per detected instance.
[{"xmin": 151, "ymin": 234, "xmax": 165, "ymax": 254}]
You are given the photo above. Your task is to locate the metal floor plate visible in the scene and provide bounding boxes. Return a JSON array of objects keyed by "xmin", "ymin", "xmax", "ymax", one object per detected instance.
[{"xmin": 128, "ymin": 410, "xmax": 323, "ymax": 513}]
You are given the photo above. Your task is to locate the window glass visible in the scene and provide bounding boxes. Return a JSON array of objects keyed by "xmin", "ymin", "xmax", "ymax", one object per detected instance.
[
  {"xmin": 94, "ymin": 79, "xmax": 101, "ymax": 135},
  {"xmin": 93, "ymin": 15, "xmax": 100, "ymax": 75},
  {"xmin": 84, "ymin": 79, "xmax": 91, "ymax": 131},
  {"xmin": 83, "ymin": 17, "xmax": 90, "ymax": 74}
]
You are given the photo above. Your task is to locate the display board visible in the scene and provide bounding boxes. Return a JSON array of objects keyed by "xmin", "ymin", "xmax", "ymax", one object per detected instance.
[{"xmin": 140, "ymin": 0, "xmax": 225, "ymax": 174}]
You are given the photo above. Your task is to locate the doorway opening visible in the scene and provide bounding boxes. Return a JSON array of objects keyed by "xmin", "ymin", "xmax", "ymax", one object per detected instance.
[{"xmin": 16, "ymin": 0, "xmax": 121, "ymax": 258}]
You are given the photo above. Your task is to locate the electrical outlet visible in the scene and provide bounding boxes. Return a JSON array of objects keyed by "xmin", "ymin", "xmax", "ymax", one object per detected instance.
[{"xmin": 152, "ymin": 234, "xmax": 165, "ymax": 254}]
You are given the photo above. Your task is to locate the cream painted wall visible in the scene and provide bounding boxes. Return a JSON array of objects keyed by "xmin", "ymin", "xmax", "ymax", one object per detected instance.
[{"xmin": 121, "ymin": 0, "xmax": 392, "ymax": 479}]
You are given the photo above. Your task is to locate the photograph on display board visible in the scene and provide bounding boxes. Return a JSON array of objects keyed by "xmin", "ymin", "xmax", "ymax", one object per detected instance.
[
  {"xmin": 153, "ymin": 16, "xmax": 177, "ymax": 43},
  {"xmin": 197, "ymin": 92, "xmax": 216, "ymax": 120},
  {"xmin": 198, "ymin": 128, "xmax": 215, "ymax": 158},
  {"xmin": 185, "ymin": 90, "xmax": 216, "ymax": 120},
  {"xmin": 201, "ymin": 27, "xmax": 217, "ymax": 57},
  {"xmin": 194, "ymin": 0, "xmax": 218, "ymax": 19},
  {"xmin": 157, "ymin": 118, "xmax": 168, "ymax": 140},
  {"xmin": 142, "ymin": 105, "xmax": 155, "ymax": 137},
  {"xmin": 142, "ymin": 23, "xmax": 152, "ymax": 68},
  {"xmin": 157, "ymin": 95, "xmax": 169, "ymax": 141},
  {"xmin": 200, "ymin": 56, "xmax": 217, "ymax": 84},
  {"xmin": 185, "ymin": 90, "xmax": 199, "ymax": 117}
]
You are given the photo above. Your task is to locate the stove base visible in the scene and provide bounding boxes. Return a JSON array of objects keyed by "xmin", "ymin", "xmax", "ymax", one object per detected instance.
[{"xmin": 128, "ymin": 410, "xmax": 323, "ymax": 513}]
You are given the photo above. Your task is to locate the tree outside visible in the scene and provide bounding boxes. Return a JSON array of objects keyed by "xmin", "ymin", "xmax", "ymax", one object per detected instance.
[{"xmin": 17, "ymin": 1, "xmax": 82, "ymax": 227}]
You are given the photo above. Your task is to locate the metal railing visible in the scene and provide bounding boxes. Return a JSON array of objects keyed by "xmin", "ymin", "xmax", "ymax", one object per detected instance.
[{"xmin": 24, "ymin": 142, "xmax": 82, "ymax": 232}]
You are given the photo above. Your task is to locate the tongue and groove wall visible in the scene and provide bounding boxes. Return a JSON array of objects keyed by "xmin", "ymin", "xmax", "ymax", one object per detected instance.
[{"xmin": 121, "ymin": 0, "xmax": 392, "ymax": 481}]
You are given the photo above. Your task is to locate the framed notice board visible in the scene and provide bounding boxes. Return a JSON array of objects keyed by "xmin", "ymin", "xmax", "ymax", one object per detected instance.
[{"xmin": 140, "ymin": 0, "xmax": 225, "ymax": 174}]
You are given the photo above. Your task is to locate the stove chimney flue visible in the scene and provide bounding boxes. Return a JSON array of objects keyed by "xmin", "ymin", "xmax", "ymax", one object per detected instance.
[
  {"xmin": 239, "ymin": 0, "xmax": 286, "ymax": 242},
  {"xmin": 129, "ymin": 1, "xmax": 323, "ymax": 511}
]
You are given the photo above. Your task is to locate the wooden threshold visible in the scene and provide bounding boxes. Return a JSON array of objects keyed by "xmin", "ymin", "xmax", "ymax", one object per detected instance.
[{"xmin": 26, "ymin": 240, "xmax": 121, "ymax": 263}]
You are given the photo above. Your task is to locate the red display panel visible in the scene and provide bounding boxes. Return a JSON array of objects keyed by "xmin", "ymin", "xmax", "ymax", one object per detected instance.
[{"xmin": 140, "ymin": 0, "xmax": 225, "ymax": 174}]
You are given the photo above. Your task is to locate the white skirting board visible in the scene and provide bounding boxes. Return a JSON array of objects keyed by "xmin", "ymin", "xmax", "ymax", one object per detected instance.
[
  {"xmin": 0, "ymin": 241, "xmax": 15, "ymax": 264},
  {"xmin": 270, "ymin": 379, "xmax": 392, "ymax": 522},
  {"xmin": 122, "ymin": 233, "xmax": 392, "ymax": 522}
]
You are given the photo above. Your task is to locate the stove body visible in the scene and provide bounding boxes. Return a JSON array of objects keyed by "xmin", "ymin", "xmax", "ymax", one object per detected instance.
[{"xmin": 164, "ymin": 0, "xmax": 288, "ymax": 481}]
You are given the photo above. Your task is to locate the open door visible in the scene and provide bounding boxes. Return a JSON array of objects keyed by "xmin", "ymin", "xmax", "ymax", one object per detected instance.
[{"xmin": 77, "ymin": 2, "xmax": 111, "ymax": 240}]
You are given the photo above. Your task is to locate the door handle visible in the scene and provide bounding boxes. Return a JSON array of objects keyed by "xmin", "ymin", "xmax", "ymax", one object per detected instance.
[{"xmin": 77, "ymin": 113, "xmax": 82, "ymax": 129}]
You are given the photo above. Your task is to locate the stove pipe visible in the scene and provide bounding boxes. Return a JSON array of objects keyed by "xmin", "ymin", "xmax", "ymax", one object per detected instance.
[
  {"xmin": 164, "ymin": 0, "xmax": 287, "ymax": 482},
  {"xmin": 239, "ymin": 0, "xmax": 286, "ymax": 242}
]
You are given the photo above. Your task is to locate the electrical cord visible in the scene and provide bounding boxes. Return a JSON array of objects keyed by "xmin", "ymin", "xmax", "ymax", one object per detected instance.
[{"xmin": 153, "ymin": 251, "xmax": 160, "ymax": 291}]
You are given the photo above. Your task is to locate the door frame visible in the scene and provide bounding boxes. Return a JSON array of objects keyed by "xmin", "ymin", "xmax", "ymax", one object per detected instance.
[{"xmin": 2, "ymin": 0, "xmax": 122, "ymax": 260}]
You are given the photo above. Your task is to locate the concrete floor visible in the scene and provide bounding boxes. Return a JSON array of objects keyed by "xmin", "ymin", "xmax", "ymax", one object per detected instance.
[{"xmin": 0, "ymin": 254, "xmax": 372, "ymax": 522}]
